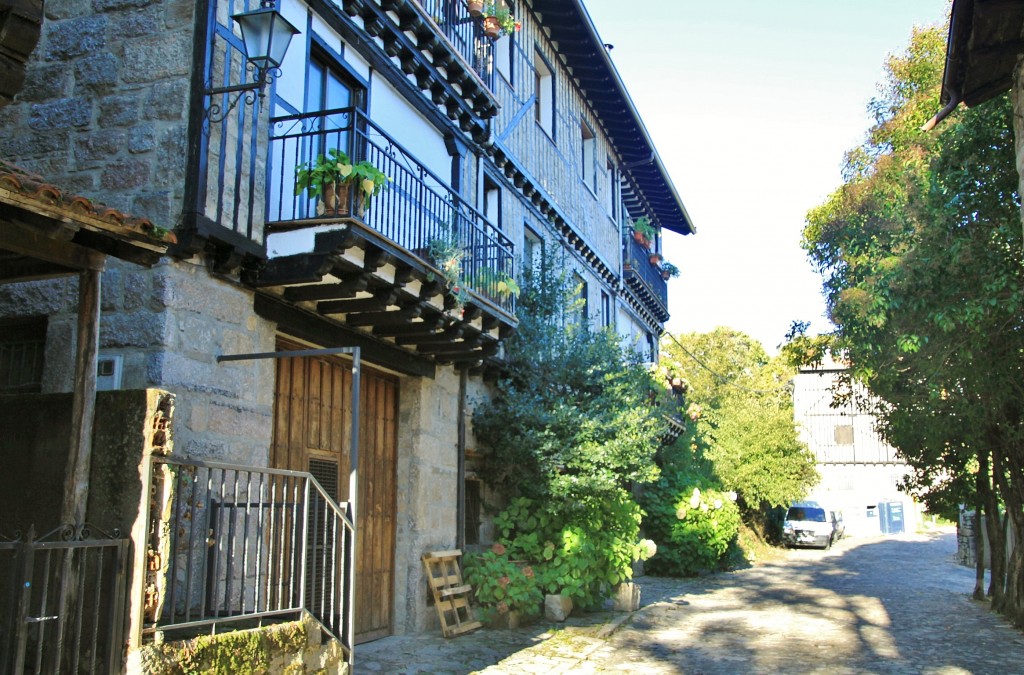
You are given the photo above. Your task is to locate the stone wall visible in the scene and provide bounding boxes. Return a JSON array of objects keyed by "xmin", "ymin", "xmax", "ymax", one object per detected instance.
[
  {"xmin": 0, "ymin": 0, "xmax": 194, "ymax": 227},
  {"xmin": 131, "ymin": 612, "xmax": 347, "ymax": 674},
  {"xmin": 0, "ymin": 388, "xmax": 171, "ymax": 533},
  {"xmin": 392, "ymin": 365, "xmax": 475, "ymax": 634},
  {"xmin": 0, "ymin": 259, "xmax": 277, "ymax": 467}
]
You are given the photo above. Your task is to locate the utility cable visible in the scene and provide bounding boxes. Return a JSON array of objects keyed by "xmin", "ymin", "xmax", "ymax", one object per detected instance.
[{"xmin": 664, "ymin": 332, "xmax": 793, "ymax": 395}]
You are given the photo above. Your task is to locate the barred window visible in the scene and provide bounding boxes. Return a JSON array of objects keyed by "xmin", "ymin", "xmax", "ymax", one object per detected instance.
[{"xmin": 0, "ymin": 317, "xmax": 46, "ymax": 393}]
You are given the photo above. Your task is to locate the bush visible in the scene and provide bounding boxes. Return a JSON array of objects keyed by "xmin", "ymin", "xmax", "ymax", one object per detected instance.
[
  {"xmin": 490, "ymin": 495, "xmax": 655, "ymax": 609},
  {"xmin": 463, "ymin": 543, "xmax": 543, "ymax": 618},
  {"xmin": 641, "ymin": 474, "xmax": 741, "ymax": 576}
]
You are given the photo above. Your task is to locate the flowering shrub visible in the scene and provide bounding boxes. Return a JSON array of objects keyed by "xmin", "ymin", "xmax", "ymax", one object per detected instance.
[
  {"xmin": 641, "ymin": 476, "xmax": 740, "ymax": 576},
  {"xmin": 462, "ymin": 543, "xmax": 542, "ymax": 618},
  {"xmin": 490, "ymin": 495, "xmax": 656, "ymax": 609}
]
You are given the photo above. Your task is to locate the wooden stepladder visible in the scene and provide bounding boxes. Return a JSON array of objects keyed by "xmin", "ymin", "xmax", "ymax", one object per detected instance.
[{"xmin": 422, "ymin": 550, "xmax": 482, "ymax": 637}]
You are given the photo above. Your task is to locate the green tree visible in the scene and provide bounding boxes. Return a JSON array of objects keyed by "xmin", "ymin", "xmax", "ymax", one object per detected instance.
[
  {"xmin": 660, "ymin": 328, "xmax": 818, "ymax": 517},
  {"xmin": 472, "ymin": 248, "xmax": 668, "ymax": 605},
  {"xmin": 801, "ymin": 22, "xmax": 1024, "ymax": 624}
]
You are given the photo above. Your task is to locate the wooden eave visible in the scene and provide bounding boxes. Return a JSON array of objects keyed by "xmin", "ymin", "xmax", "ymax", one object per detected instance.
[
  {"xmin": 244, "ymin": 222, "xmax": 516, "ymax": 374},
  {"xmin": 622, "ymin": 268, "xmax": 670, "ymax": 328},
  {"xmin": 0, "ymin": 162, "xmax": 170, "ymax": 282},
  {"xmin": 327, "ymin": 0, "xmax": 498, "ymax": 141},
  {"xmin": 941, "ymin": 0, "xmax": 1024, "ymax": 108}
]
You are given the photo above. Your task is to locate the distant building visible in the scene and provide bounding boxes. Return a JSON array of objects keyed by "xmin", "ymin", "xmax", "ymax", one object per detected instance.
[{"xmin": 792, "ymin": 355, "xmax": 919, "ymax": 536}]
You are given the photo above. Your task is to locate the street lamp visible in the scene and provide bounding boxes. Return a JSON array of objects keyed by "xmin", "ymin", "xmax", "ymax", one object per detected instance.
[{"xmin": 205, "ymin": 0, "xmax": 300, "ymax": 122}]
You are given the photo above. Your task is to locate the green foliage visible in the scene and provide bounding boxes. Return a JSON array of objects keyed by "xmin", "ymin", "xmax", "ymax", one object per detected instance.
[
  {"xmin": 463, "ymin": 543, "xmax": 543, "ymax": 617},
  {"xmin": 659, "ymin": 328, "xmax": 818, "ymax": 512},
  {"xmin": 472, "ymin": 249, "xmax": 666, "ymax": 605},
  {"xmin": 488, "ymin": 496, "xmax": 655, "ymax": 608},
  {"xmin": 294, "ymin": 148, "xmax": 388, "ymax": 207},
  {"xmin": 641, "ymin": 474, "xmax": 740, "ymax": 576},
  {"xmin": 474, "ymin": 249, "xmax": 667, "ymax": 501},
  {"xmin": 146, "ymin": 621, "xmax": 308, "ymax": 675}
]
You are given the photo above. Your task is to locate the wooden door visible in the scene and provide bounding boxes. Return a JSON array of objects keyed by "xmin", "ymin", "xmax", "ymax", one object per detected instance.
[{"xmin": 271, "ymin": 352, "xmax": 398, "ymax": 642}]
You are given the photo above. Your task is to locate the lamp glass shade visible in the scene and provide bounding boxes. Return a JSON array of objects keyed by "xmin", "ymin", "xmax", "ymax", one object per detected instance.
[{"xmin": 233, "ymin": 6, "xmax": 300, "ymax": 73}]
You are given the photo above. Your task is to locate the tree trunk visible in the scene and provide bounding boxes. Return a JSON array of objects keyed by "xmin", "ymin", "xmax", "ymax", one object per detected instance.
[
  {"xmin": 973, "ymin": 506, "xmax": 986, "ymax": 601},
  {"xmin": 993, "ymin": 440, "xmax": 1024, "ymax": 626},
  {"xmin": 979, "ymin": 447, "xmax": 1007, "ymax": 605}
]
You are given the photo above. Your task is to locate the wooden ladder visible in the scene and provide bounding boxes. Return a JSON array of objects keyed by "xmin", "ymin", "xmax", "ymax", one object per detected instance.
[{"xmin": 422, "ymin": 550, "xmax": 482, "ymax": 637}]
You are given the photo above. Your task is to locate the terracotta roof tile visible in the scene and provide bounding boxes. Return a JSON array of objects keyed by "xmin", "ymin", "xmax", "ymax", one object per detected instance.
[{"xmin": 0, "ymin": 157, "xmax": 175, "ymax": 244}]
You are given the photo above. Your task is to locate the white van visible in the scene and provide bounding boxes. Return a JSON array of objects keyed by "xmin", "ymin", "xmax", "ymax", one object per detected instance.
[{"xmin": 782, "ymin": 502, "xmax": 834, "ymax": 549}]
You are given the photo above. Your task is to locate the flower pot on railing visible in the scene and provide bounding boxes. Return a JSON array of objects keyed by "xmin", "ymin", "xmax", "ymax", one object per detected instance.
[
  {"xmin": 318, "ymin": 181, "xmax": 365, "ymax": 219},
  {"xmin": 467, "ymin": 0, "xmax": 483, "ymax": 16},
  {"xmin": 482, "ymin": 15, "xmax": 501, "ymax": 39}
]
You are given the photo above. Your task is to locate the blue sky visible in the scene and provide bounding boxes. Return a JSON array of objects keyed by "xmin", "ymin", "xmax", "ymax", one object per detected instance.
[{"xmin": 584, "ymin": 0, "xmax": 951, "ymax": 351}]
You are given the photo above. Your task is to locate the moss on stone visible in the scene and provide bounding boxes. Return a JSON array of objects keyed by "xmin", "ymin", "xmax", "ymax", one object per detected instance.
[{"xmin": 144, "ymin": 620, "xmax": 309, "ymax": 674}]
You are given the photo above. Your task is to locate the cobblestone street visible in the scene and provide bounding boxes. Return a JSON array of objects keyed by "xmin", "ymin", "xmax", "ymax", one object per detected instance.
[{"xmin": 359, "ymin": 530, "xmax": 1024, "ymax": 674}]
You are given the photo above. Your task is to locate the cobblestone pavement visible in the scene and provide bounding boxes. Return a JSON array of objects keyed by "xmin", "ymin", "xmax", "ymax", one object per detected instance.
[{"xmin": 358, "ymin": 530, "xmax": 1024, "ymax": 674}]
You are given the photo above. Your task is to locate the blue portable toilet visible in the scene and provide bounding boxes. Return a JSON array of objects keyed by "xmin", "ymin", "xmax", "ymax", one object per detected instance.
[{"xmin": 878, "ymin": 500, "xmax": 905, "ymax": 534}]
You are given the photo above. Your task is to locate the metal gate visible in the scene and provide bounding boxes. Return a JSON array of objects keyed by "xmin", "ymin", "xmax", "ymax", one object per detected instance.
[{"xmin": 0, "ymin": 525, "xmax": 129, "ymax": 675}]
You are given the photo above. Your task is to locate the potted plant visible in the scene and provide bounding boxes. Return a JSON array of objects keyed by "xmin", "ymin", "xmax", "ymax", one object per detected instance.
[
  {"xmin": 660, "ymin": 261, "xmax": 680, "ymax": 280},
  {"xmin": 294, "ymin": 148, "xmax": 388, "ymax": 217},
  {"xmin": 463, "ymin": 543, "xmax": 543, "ymax": 627},
  {"xmin": 631, "ymin": 216, "xmax": 658, "ymax": 248},
  {"xmin": 481, "ymin": 2, "xmax": 521, "ymax": 39},
  {"xmin": 426, "ymin": 228, "xmax": 470, "ymax": 310},
  {"xmin": 648, "ymin": 252, "xmax": 663, "ymax": 265},
  {"xmin": 467, "ymin": 0, "xmax": 483, "ymax": 16}
]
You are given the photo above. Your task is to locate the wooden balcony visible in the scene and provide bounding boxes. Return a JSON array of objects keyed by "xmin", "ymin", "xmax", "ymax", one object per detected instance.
[
  {"xmin": 246, "ymin": 108, "xmax": 517, "ymax": 369},
  {"xmin": 623, "ymin": 232, "xmax": 669, "ymax": 323}
]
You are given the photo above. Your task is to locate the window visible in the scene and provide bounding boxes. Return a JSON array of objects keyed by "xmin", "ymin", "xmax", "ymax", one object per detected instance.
[
  {"xmin": 534, "ymin": 50, "xmax": 554, "ymax": 137},
  {"xmin": 464, "ymin": 479, "xmax": 482, "ymax": 545},
  {"xmin": 306, "ymin": 52, "xmax": 363, "ymax": 149},
  {"xmin": 606, "ymin": 156, "xmax": 618, "ymax": 219},
  {"xmin": 572, "ymin": 272, "xmax": 588, "ymax": 326},
  {"xmin": 581, "ymin": 121, "xmax": 596, "ymax": 191},
  {"xmin": 523, "ymin": 225, "xmax": 543, "ymax": 274},
  {"xmin": 601, "ymin": 291, "xmax": 611, "ymax": 329},
  {"xmin": 495, "ymin": 33, "xmax": 512, "ymax": 82},
  {"xmin": 0, "ymin": 317, "xmax": 46, "ymax": 393},
  {"xmin": 484, "ymin": 174, "xmax": 502, "ymax": 229}
]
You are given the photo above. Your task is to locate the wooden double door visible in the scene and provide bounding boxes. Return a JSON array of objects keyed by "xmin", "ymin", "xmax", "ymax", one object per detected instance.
[{"xmin": 271, "ymin": 349, "xmax": 398, "ymax": 643}]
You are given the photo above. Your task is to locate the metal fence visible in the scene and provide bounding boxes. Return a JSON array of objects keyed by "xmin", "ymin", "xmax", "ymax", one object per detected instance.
[
  {"xmin": 142, "ymin": 457, "xmax": 355, "ymax": 660},
  {"xmin": 267, "ymin": 106, "xmax": 516, "ymax": 314},
  {"xmin": 624, "ymin": 230, "xmax": 668, "ymax": 311},
  {"xmin": 0, "ymin": 525, "xmax": 129, "ymax": 675}
]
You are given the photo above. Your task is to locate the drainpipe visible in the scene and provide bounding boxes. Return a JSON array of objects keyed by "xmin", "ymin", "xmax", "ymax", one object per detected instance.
[
  {"xmin": 456, "ymin": 365, "xmax": 468, "ymax": 551},
  {"xmin": 922, "ymin": 94, "xmax": 960, "ymax": 131}
]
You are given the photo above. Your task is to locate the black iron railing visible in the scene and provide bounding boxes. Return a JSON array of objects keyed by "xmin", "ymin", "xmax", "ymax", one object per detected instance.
[
  {"xmin": 624, "ymin": 230, "xmax": 668, "ymax": 311},
  {"xmin": 267, "ymin": 107, "xmax": 516, "ymax": 314},
  {"xmin": 417, "ymin": 0, "xmax": 494, "ymax": 89},
  {"xmin": 140, "ymin": 457, "xmax": 355, "ymax": 664}
]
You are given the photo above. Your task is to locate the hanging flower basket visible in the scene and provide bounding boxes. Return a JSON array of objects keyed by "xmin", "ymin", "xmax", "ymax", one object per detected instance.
[
  {"xmin": 467, "ymin": 0, "xmax": 484, "ymax": 16},
  {"xmin": 649, "ymin": 252, "xmax": 663, "ymax": 265}
]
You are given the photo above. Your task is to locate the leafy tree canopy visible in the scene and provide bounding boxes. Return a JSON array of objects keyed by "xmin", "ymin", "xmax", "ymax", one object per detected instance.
[{"xmin": 659, "ymin": 328, "xmax": 818, "ymax": 511}]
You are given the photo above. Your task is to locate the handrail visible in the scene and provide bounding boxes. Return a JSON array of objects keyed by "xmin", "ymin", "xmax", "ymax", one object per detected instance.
[
  {"xmin": 267, "ymin": 106, "xmax": 516, "ymax": 313},
  {"xmin": 624, "ymin": 231, "xmax": 668, "ymax": 311},
  {"xmin": 143, "ymin": 456, "xmax": 356, "ymax": 663}
]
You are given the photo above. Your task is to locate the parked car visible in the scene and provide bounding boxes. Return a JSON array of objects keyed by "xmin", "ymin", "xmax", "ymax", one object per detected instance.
[
  {"xmin": 782, "ymin": 502, "xmax": 833, "ymax": 549},
  {"xmin": 830, "ymin": 510, "xmax": 846, "ymax": 541}
]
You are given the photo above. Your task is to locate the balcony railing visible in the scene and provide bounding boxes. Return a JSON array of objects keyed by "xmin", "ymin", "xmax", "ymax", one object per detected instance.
[
  {"xmin": 267, "ymin": 107, "xmax": 516, "ymax": 314},
  {"xmin": 140, "ymin": 457, "xmax": 355, "ymax": 663},
  {"xmin": 624, "ymin": 231, "xmax": 668, "ymax": 313},
  {"xmin": 417, "ymin": 0, "xmax": 494, "ymax": 89}
]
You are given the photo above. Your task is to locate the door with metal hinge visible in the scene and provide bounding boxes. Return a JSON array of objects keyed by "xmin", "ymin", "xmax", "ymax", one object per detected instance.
[{"xmin": 271, "ymin": 350, "xmax": 398, "ymax": 643}]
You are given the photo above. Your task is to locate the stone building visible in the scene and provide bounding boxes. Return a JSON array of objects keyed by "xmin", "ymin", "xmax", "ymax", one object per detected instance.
[
  {"xmin": 0, "ymin": 0, "xmax": 693, "ymax": 670},
  {"xmin": 792, "ymin": 355, "xmax": 920, "ymax": 537}
]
